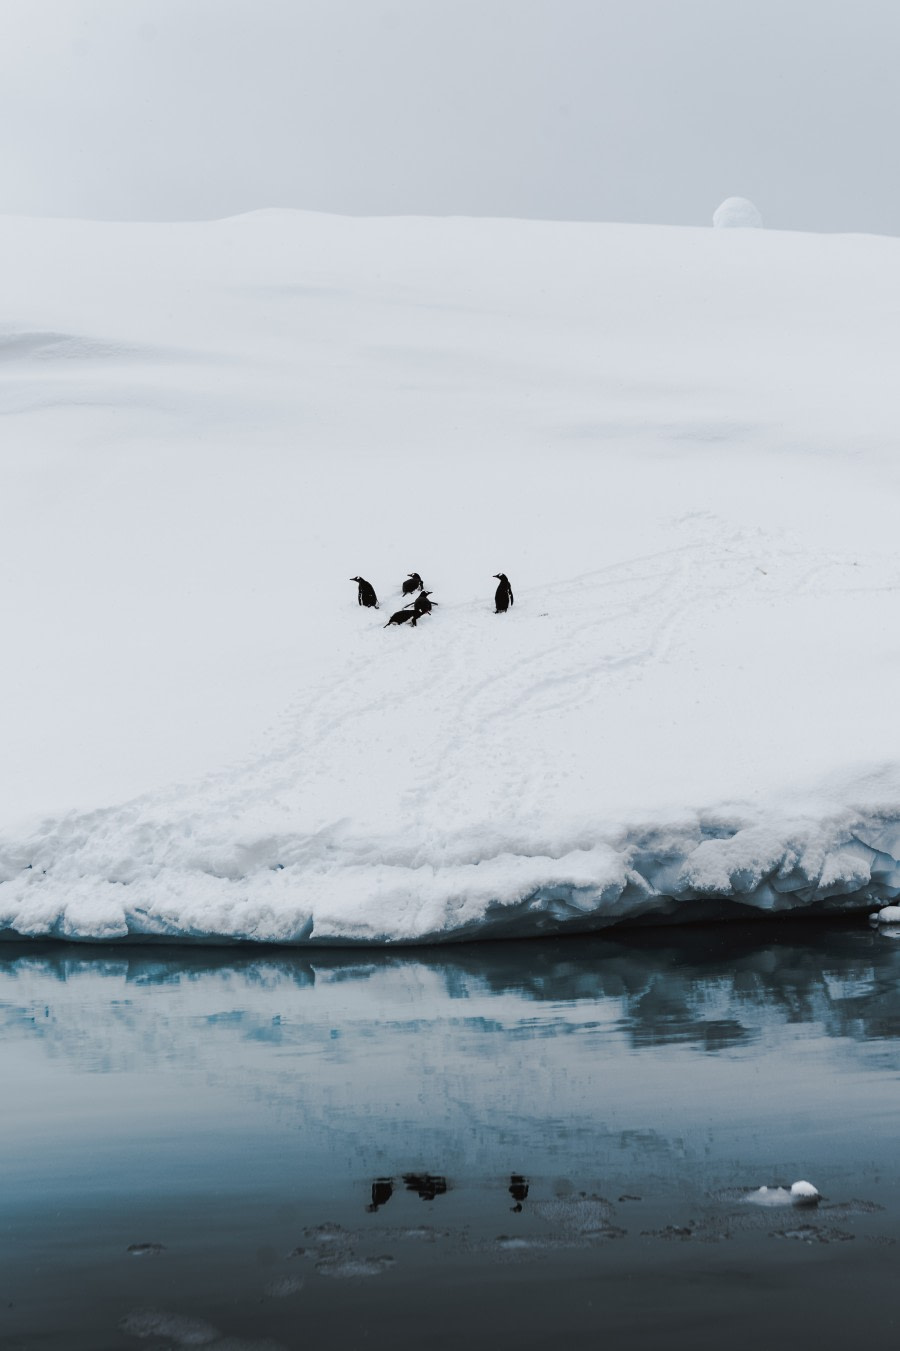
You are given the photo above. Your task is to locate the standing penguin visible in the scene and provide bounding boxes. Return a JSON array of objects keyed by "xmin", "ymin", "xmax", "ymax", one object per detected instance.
[
  {"xmin": 366, "ymin": 1177, "xmax": 394, "ymax": 1214},
  {"xmin": 493, "ymin": 573, "xmax": 513, "ymax": 613},
  {"xmin": 508, "ymin": 1174, "xmax": 529, "ymax": 1213},
  {"xmin": 350, "ymin": 576, "xmax": 379, "ymax": 608},
  {"xmin": 402, "ymin": 572, "xmax": 424, "ymax": 598},
  {"xmin": 411, "ymin": 590, "xmax": 437, "ymax": 617}
]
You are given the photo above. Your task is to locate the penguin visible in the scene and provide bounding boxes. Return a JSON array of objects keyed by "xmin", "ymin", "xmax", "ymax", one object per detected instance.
[
  {"xmin": 402, "ymin": 1173, "xmax": 447, "ymax": 1201},
  {"xmin": 411, "ymin": 590, "xmax": 437, "ymax": 617},
  {"xmin": 366, "ymin": 1177, "xmax": 394, "ymax": 1214},
  {"xmin": 402, "ymin": 572, "xmax": 424, "ymax": 597},
  {"xmin": 509, "ymin": 1174, "xmax": 529, "ymax": 1213},
  {"xmin": 351, "ymin": 576, "xmax": 379, "ymax": 608},
  {"xmin": 493, "ymin": 573, "xmax": 513, "ymax": 613},
  {"xmin": 384, "ymin": 607, "xmax": 418, "ymax": 628}
]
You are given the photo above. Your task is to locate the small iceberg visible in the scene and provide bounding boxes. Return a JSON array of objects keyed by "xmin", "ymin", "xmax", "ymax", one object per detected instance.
[
  {"xmin": 744, "ymin": 1181, "xmax": 820, "ymax": 1207},
  {"xmin": 871, "ymin": 906, "xmax": 900, "ymax": 924}
]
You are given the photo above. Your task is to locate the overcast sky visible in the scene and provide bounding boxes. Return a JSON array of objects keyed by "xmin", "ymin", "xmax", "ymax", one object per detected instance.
[{"xmin": 0, "ymin": 0, "xmax": 897, "ymax": 232}]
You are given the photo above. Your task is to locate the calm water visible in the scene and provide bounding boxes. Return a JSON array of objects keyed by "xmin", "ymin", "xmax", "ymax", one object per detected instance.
[{"xmin": 1, "ymin": 922, "xmax": 898, "ymax": 1350}]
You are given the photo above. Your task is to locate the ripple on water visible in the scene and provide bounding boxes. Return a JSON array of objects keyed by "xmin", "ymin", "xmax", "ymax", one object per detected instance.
[
  {"xmin": 263, "ymin": 1275, "xmax": 304, "ymax": 1298},
  {"xmin": 120, "ymin": 1310, "xmax": 288, "ymax": 1350},
  {"xmin": 771, "ymin": 1226, "xmax": 855, "ymax": 1244},
  {"xmin": 531, "ymin": 1197, "xmax": 616, "ymax": 1234},
  {"xmin": 315, "ymin": 1254, "xmax": 395, "ymax": 1278},
  {"xmin": 120, "ymin": 1309, "xmax": 219, "ymax": 1344}
]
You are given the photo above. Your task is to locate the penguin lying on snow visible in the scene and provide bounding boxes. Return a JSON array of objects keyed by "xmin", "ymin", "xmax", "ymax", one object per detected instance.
[
  {"xmin": 386, "ymin": 591, "xmax": 438, "ymax": 628},
  {"xmin": 493, "ymin": 573, "xmax": 513, "ymax": 613},
  {"xmin": 384, "ymin": 607, "xmax": 420, "ymax": 628},
  {"xmin": 402, "ymin": 572, "xmax": 423, "ymax": 597},
  {"xmin": 351, "ymin": 576, "xmax": 379, "ymax": 608}
]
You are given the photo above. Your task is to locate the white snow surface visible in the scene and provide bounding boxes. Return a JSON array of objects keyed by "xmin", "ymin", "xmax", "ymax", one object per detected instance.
[
  {"xmin": 713, "ymin": 196, "xmax": 764, "ymax": 228},
  {"xmin": 3, "ymin": 210, "xmax": 900, "ymax": 943}
]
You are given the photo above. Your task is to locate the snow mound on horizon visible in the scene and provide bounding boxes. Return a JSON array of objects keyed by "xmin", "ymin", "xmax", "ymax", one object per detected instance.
[{"xmin": 713, "ymin": 196, "xmax": 764, "ymax": 228}]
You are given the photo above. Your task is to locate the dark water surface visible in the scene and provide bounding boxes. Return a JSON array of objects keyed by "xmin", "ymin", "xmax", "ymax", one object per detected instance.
[{"xmin": 1, "ymin": 922, "xmax": 898, "ymax": 1350}]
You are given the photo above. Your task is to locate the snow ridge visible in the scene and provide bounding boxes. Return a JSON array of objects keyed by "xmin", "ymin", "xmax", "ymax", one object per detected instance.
[{"xmin": 0, "ymin": 801, "xmax": 898, "ymax": 945}]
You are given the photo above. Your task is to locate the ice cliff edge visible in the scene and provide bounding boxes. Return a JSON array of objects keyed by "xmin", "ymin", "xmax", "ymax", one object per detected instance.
[{"xmin": 2, "ymin": 798, "xmax": 899, "ymax": 944}]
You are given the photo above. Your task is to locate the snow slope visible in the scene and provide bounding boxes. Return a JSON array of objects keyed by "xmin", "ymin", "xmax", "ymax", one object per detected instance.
[{"xmin": 2, "ymin": 211, "xmax": 900, "ymax": 942}]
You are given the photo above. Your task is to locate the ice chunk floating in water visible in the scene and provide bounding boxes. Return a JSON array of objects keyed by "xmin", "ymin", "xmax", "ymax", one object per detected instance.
[{"xmin": 745, "ymin": 1181, "xmax": 820, "ymax": 1207}]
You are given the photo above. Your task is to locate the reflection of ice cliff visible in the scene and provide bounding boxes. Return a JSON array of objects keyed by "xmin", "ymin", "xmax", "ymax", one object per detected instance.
[
  {"xmin": 2, "ymin": 926, "xmax": 898, "ymax": 1181},
  {"xmin": 3, "ymin": 925, "xmax": 899, "ymax": 1068}
]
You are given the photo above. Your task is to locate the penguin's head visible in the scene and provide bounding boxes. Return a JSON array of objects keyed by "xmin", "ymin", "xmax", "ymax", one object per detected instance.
[{"xmin": 350, "ymin": 576, "xmax": 361, "ymax": 582}]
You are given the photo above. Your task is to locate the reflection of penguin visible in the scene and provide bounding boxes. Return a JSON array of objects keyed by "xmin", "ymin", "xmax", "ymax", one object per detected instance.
[
  {"xmin": 366, "ymin": 1178, "xmax": 394, "ymax": 1213},
  {"xmin": 493, "ymin": 573, "xmax": 513, "ymax": 613},
  {"xmin": 509, "ymin": 1174, "xmax": 529, "ymax": 1213},
  {"xmin": 402, "ymin": 1173, "xmax": 448, "ymax": 1201},
  {"xmin": 402, "ymin": 572, "xmax": 424, "ymax": 597},
  {"xmin": 351, "ymin": 576, "xmax": 379, "ymax": 608},
  {"xmin": 384, "ymin": 608, "xmax": 418, "ymax": 628},
  {"xmin": 411, "ymin": 590, "xmax": 437, "ymax": 617}
]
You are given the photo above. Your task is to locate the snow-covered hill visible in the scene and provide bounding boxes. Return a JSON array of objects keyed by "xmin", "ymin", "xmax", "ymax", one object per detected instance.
[{"xmin": 2, "ymin": 211, "xmax": 900, "ymax": 941}]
